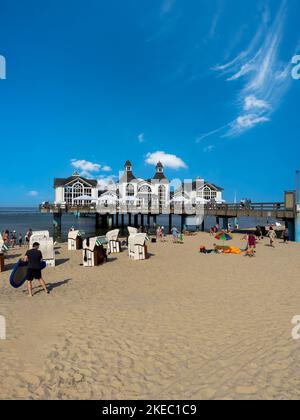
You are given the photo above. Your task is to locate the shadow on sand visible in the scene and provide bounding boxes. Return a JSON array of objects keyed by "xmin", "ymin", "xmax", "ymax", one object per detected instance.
[
  {"xmin": 30, "ymin": 279, "xmax": 71, "ymax": 295},
  {"xmin": 55, "ymin": 258, "xmax": 70, "ymax": 267}
]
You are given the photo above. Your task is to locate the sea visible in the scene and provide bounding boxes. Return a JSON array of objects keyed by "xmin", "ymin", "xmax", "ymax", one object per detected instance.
[{"xmin": 0, "ymin": 207, "xmax": 280, "ymax": 242}]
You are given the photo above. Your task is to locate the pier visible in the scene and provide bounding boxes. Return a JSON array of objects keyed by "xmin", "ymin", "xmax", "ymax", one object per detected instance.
[{"xmin": 40, "ymin": 191, "xmax": 299, "ymax": 241}]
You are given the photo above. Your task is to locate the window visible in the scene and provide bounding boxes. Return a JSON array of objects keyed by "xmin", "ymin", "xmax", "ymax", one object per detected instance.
[
  {"xmin": 84, "ymin": 187, "xmax": 92, "ymax": 196},
  {"xmin": 126, "ymin": 184, "xmax": 135, "ymax": 197},
  {"xmin": 138, "ymin": 185, "xmax": 152, "ymax": 206},
  {"xmin": 158, "ymin": 185, "xmax": 166, "ymax": 207},
  {"xmin": 64, "ymin": 186, "xmax": 73, "ymax": 205},
  {"xmin": 63, "ymin": 181, "xmax": 92, "ymax": 205},
  {"xmin": 203, "ymin": 186, "xmax": 211, "ymax": 201}
]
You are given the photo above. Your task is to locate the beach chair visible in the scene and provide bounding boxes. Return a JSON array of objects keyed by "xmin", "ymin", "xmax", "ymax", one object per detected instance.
[
  {"xmin": 29, "ymin": 231, "xmax": 55, "ymax": 267},
  {"xmin": 29, "ymin": 231, "xmax": 50, "ymax": 247},
  {"xmin": 82, "ymin": 237, "xmax": 107, "ymax": 267},
  {"xmin": 68, "ymin": 230, "xmax": 83, "ymax": 251},
  {"xmin": 0, "ymin": 233, "xmax": 8, "ymax": 253},
  {"xmin": 127, "ymin": 227, "xmax": 138, "ymax": 253},
  {"xmin": 128, "ymin": 233, "xmax": 148, "ymax": 261},
  {"xmin": 106, "ymin": 229, "xmax": 121, "ymax": 254}
]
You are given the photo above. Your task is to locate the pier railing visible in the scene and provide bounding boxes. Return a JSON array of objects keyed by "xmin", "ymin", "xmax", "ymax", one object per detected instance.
[{"xmin": 39, "ymin": 201, "xmax": 294, "ymax": 218}]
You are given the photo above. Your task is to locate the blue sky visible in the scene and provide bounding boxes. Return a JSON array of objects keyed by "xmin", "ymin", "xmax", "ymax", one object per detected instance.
[{"xmin": 0, "ymin": 0, "xmax": 300, "ymax": 205}]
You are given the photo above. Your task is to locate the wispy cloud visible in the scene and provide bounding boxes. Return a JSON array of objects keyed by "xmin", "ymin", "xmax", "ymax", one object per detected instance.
[
  {"xmin": 207, "ymin": 0, "xmax": 223, "ymax": 40},
  {"xmin": 138, "ymin": 133, "xmax": 145, "ymax": 143},
  {"xmin": 27, "ymin": 191, "xmax": 38, "ymax": 197},
  {"xmin": 161, "ymin": 0, "xmax": 176, "ymax": 16},
  {"xmin": 196, "ymin": 123, "xmax": 232, "ymax": 143},
  {"xmin": 203, "ymin": 1, "xmax": 292, "ymax": 139},
  {"xmin": 203, "ymin": 145, "xmax": 215, "ymax": 153},
  {"xmin": 145, "ymin": 151, "xmax": 187, "ymax": 170}
]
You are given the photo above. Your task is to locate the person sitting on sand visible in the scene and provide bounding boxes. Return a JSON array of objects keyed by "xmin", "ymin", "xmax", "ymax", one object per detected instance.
[
  {"xmin": 23, "ymin": 242, "xmax": 49, "ymax": 298},
  {"xmin": 266, "ymin": 227, "xmax": 276, "ymax": 248}
]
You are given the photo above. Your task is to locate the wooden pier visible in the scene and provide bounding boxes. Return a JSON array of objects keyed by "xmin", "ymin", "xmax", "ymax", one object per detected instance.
[{"xmin": 40, "ymin": 193, "xmax": 298, "ymax": 240}]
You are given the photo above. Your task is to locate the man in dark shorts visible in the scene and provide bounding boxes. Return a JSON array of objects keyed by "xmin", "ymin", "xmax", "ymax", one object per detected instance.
[{"xmin": 23, "ymin": 242, "xmax": 49, "ymax": 297}]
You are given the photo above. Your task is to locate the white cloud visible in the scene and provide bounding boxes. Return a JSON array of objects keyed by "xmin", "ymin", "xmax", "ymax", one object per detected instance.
[
  {"xmin": 27, "ymin": 191, "xmax": 38, "ymax": 197},
  {"xmin": 71, "ymin": 159, "xmax": 101, "ymax": 173},
  {"xmin": 70, "ymin": 159, "xmax": 113, "ymax": 177},
  {"xmin": 244, "ymin": 96, "xmax": 270, "ymax": 111},
  {"xmin": 138, "ymin": 133, "xmax": 145, "ymax": 143},
  {"xmin": 97, "ymin": 175, "xmax": 118, "ymax": 191},
  {"xmin": 102, "ymin": 165, "xmax": 112, "ymax": 172},
  {"xmin": 145, "ymin": 151, "xmax": 187, "ymax": 170}
]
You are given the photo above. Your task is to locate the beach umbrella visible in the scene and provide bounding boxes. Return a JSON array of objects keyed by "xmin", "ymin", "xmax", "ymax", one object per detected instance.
[{"xmin": 215, "ymin": 231, "xmax": 233, "ymax": 244}]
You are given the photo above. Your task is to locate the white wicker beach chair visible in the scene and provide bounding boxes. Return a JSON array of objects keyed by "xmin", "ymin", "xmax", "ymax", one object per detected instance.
[
  {"xmin": 30, "ymin": 231, "xmax": 55, "ymax": 267},
  {"xmin": 82, "ymin": 237, "xmax": 107, "ymax": 267},
  {"xmin": 68, "ymin": 230, "xmax": 83, "ymax": 251},
  {"xmin": 106, "ymin": 229, "xmax": 121, "ymax": 254},
  {"xmin": 128, "ymin": 233, "xmax": 148, "ymax": 261}
]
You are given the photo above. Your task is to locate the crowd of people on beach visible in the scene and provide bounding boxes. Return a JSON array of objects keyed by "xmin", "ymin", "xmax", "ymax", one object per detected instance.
[
  {"xmin": 1, "ymin": 228, "xmax": 33, "ymax": 249},
  {"xmin": 200, "ymin": 224, "xmax": 291, "ymax": 257}
]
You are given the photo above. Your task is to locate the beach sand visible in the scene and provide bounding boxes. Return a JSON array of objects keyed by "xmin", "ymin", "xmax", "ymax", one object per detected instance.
[{"xmin": 1, "ymin": 233, "xmax": 300, "ymax": 400}]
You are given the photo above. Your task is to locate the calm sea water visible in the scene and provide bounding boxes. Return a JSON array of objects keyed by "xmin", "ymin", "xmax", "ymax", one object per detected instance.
[{"xmin": 0, "ymin": 207, "xmax": 278, "ymax": 241}]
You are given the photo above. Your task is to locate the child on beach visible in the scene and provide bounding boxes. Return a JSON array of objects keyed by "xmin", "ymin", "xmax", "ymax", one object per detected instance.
[
  {"xmin": 266, "ymin": 227, "xmax": 277, "ymax": 247},
  {"xmin": 282, "ymin": 228, "xmax": 289, "ymax": 244},
  {"xmin": 171, "ymin": 226, "xmax": 179, "ymax": 243},
  {"xmin": 247, "ymin": 233, "xmax": 257, "ymax": 251}
]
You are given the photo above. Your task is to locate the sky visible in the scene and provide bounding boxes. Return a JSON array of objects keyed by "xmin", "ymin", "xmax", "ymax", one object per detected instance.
[{"xmin": 0, "ymin": 0, "xmax": 300, "ymax": 206}]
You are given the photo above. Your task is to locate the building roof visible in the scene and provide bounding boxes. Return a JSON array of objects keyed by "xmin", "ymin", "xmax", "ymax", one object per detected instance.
[
  {"xmin": 119, "ymin": 171, "xmax": 137, "ymax": 184},
  {"xmin": 124, "ymin": 160, "xmax": 132, "ymax": 167},
  {"xmin": 152, "ymin": 172, "xmax": 168, "ymax": 181},
  {"xmin": 156, "ymin": 161, "xmax": 163, "ymax": 168},
  {"xmin": 54, "ymin": 176, "xmax": 98, "ymax": 188},
  {"xmin": 197, "ymin": 181, "xmax": 224, "ymax": 191},
  {"xmin": 175, "ymin": 180, "xmax": 223, "ymax": 194}
]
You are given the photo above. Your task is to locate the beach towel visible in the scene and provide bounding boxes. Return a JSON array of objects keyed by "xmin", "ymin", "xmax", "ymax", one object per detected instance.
[{"xmin": 224, "ymin": 246, "xmax": 242, "ymax": 255}]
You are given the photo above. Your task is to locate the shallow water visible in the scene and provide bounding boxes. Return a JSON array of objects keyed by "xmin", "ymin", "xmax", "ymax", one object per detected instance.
[{"xmin": 0, "ymin": 207, "xmax": 279, "ymax": 241}]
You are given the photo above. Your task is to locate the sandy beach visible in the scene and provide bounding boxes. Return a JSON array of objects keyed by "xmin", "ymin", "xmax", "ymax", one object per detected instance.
[{"xmin": 1, "ymin": 232, "xmax": 300, "ymax": 400}]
